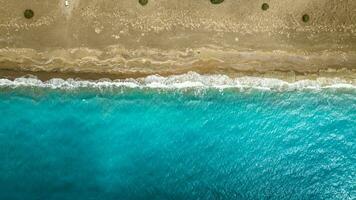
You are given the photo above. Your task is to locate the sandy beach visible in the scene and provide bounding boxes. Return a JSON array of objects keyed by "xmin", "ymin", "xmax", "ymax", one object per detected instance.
[{"xmin": 0, "ymin": 0, "xmax": 355, "ymax": 80}]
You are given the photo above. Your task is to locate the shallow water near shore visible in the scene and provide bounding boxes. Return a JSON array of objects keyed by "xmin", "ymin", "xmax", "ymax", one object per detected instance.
[{"xmin": 0, "ymin": 76, "xmax": 355, "ymax": 200}]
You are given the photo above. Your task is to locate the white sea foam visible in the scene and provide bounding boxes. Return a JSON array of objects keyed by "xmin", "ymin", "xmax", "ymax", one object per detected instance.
[{"xmin": 0, "ymin": 72, "xmax": 355, "ymax": 91}]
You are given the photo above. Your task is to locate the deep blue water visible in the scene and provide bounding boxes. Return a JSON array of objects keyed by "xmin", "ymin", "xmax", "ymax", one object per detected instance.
[{"xmin": 0, "ymin": 87, "xmax": 355, "ymax": 200}]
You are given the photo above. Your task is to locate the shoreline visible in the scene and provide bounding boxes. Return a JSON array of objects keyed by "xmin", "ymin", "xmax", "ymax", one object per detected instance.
[
  {"xmin": 1, "ymin": 70, "xmax": 355, "ymax": 92},
  {"xmin": 1, "ymin": 68, "xmax": 355, "ymax": 83}
]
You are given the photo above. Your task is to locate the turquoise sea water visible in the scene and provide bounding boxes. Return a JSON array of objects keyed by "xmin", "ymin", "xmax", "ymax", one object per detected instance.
[{"xmin": 0, "ymin": 84, "xmax": 355, "ymax": 199}]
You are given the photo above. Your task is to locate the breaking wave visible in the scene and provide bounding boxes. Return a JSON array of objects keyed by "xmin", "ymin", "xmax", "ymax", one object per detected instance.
[{"xmin": 0, "ymin": 72, "xmax": 355, "ymax": 91}]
